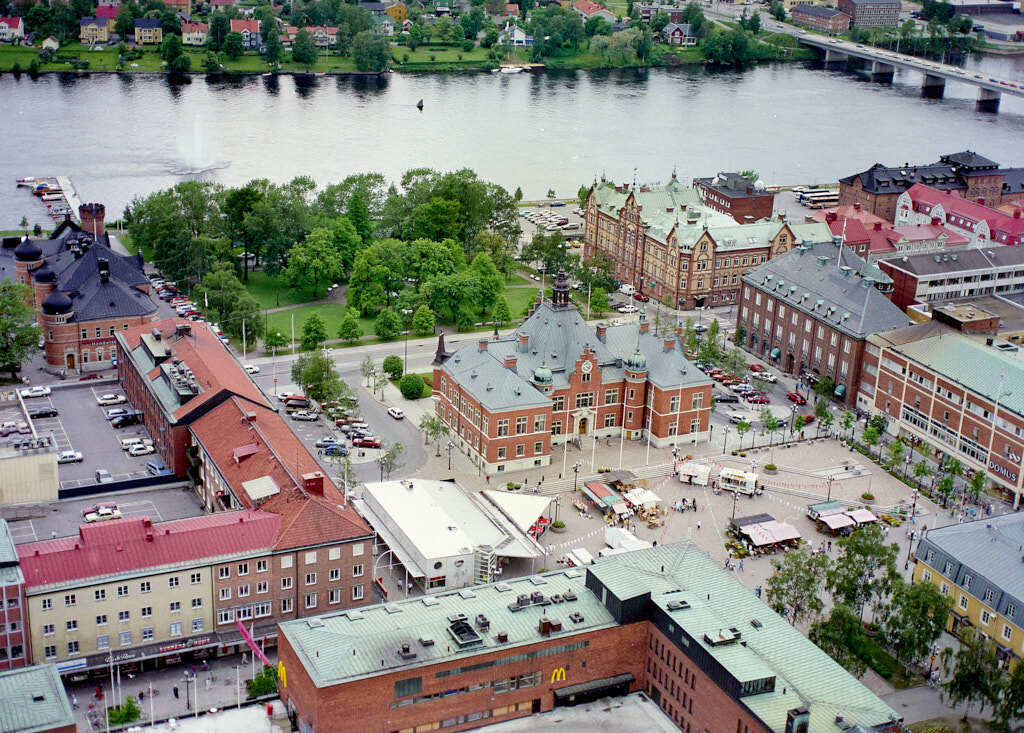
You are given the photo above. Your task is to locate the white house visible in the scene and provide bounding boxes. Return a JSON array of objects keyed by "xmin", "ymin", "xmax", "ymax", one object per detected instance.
[
  {"xmin": 498, "ymin": 22, "xmax": 533, "ymax": 46},
  {"xmin": 41, "ymin": 35, "xmax": 59, "ymax": 51},
  {"xmin": 0, "ymin": 16, "xmax": 25, "ymax": 42}
]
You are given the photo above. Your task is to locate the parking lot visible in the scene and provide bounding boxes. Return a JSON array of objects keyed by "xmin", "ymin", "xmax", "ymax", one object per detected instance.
[
  {"xmin": 30, "ymin": 384, "xmax": 159, "ymax": 488},
  {"xmin": 6, "ymin": 486, "xmax": 204, "ymax": 543},
  {"xmin": 517, "ymin": 204, "xmax": 585, "ymax": 251}
]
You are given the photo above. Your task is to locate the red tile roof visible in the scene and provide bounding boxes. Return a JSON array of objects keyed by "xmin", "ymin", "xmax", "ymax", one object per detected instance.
[
  {"xmin": 821, "ymin": 213, "xmax": 969, "ymax": 255},
  {"xmin": 95, "ymin": 7, "xmax": 118, "ymax": 18},
  {"xmin": 230, "ymin": 18, "xmax": 260, "ymax": 34},
  {"xmin": 506, "ymin": 3, "xmax": 519, "ymax": 14},
  {"xmin": 182, "ymin": 21, "xmax": 209, "ymax": 33},
  {"xmin": 573, "ymin": 0, "xmax": 608, "ymax": 15},
  {"xmin": 904, "ymin": 183, "xmax": 1024, "ymax": 246},
  {"xmin": 190, "ymin": 397, "xmax": 371, "ymax": 549},
  {"xmin": 306, "ymin": 25, "xmax": 339, "ymax": 34},
  {"xmin": 120, "ymin": 319, "xmax": 270, "ymax": 423},
  {"xmin": 890, "ymin": 223, "xmax": 970, "ymax": 246},
  {"xmin": 812, "ymin": 204, "xmax": 887, "ymax": 228},
  {"xmin": 0, "ymin": 17, "xmax": 23, "ymax": 29},
  {"xmin": 18, "ymin": 512, "xmax": 280, "ymax": 589}
]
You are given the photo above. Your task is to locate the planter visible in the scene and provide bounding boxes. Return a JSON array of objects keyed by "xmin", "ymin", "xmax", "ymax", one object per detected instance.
[
  {"xmin": 764, "ymin": 464, "xmax": 777, "ymax": 474},
  {"xmin": 550, "ymin": 524, "xmax": 567, "ymax": 534}
]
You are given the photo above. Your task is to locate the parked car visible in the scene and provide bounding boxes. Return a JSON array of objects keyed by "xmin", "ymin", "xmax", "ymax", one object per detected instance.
[
  {"xmin": 20, "ymin": 386, "xmax": 51, "ymax": 398},
  {"xmin": 353, "ymin": 436, "xmax": 382, "ymax": 449},
  {"xmin": 111, "ymin": 414, "xmax": 141, "ymax": 428},
  {"xmin": 632, "ymin": 291, "xmax": 650, "ymax": 303},
  {"xmin": 349, "ymin": 421, "xmax": 369, "ymax": 431},
  {"xmin": 105, "ymin": 407, "xmax": 128, "ymax": 420},
  {"xmin": 129, "ymin": 443, "xmax": 155, "ymax": 457},
  {"xmin": 618, "ymin": 304, "xmax": 639, "ymax": 314},
  {"xmin": 96, "ymin": 393, "xmax": 126, "ymax": 406},
  {"xmin": 715, "ymin": 393, "xmax": 740, "ymax": 404},
  {"xmin": 387, "ymin": 407, "xmax": 405, "ymax": 420},
  {"xmin": 58, "ymin": 450, "xmax": 84, "ymax": 464},
  {"xmin": 0, "ymin": 421, "xmax": 29, "ymax": 436},
  {"xmin": 277, "ymin": 391, "xmax": 299, "ymax": 402},
  {"xmin": 79, "ymin": 373, "xmax": 102, "ymax": 381},
  {"xmin": 786, "ymin": 392, "xmax": 807, "ymax": 405},
  {"xmin": 731, "ymin": 383, "xmax": 754, "ymax": 393},
  {"xmin": 146, "ymin": 459, "xmax": 173, "ymax": 477},
  {"xmin": 28, "ymin": 407, "xmax": 58, "ymax": 419},
  {"xmin": 745, "ymin": 393, "xmax": 770, "ymax": 404},
  {"xmin": 82, "ymin": 501, "xmax": 117, "ymax": 518},
  {"xmin": 244, "ymin": 364, "xmax": 260, "ymax": 375},
  {"xmin": 549, "ymin": 201, "xmax": 566, "ymax": 207},
  {"xmin": 748, "ymin": 364, "xmax": 764, "ymax": 373},
  {"xmin": 324, "ymin": 445, "xmax": 349, "ymax": 457},
  {"xmin": 315, "ymin": 436, "xmax": 341, "ymax": 448},
  {"xmin": 757, "ymin": 372, "xmax": 777, "ymax": 384},
  {"xmin": 799, "ymin": 414, "xmax": 816, "ymax": 425},
  {"xmin": 85, "ymin": 505, "xmax": 121, "ymax": 522},
  {"xmin": 693, "ymin": 324, "xmax": 708, "ymax": 334},
  {"xmin": 290, "ymin": 411, "xmax": 318, "ymax": 421},
  {"xmin": 94, "ymin": 469, "xmax": 114, "ymax": 484}
]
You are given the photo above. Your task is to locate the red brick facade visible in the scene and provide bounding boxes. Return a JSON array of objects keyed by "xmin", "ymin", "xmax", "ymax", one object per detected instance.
[
  {"xmin": 0, "ymin": 580, "xmax": 28, "ymax": 669},
  {"xmin": 693, "ymin": 176, "xmax": 774, "ymax": 223}
]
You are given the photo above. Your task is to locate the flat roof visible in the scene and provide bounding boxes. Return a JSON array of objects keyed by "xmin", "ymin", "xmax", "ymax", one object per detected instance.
[
  {"xmin": 278, "ymin": 567, "xmax": 615, "ymax": 688},
  {"xmin": 477, "ymin": 691, "xmax": 678, "ymax": 732},
  {"xmin": 0, "ymin": 664, "xmax": 74, "ymax": 733}
]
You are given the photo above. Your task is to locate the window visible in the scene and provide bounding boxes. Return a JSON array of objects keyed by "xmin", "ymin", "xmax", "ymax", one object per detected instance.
[
  {"xmin": 257, "ymin": 580, "xmax": 268, "ymax": 594},
  {"xmin": 281, "ymin": 577, "xmax": 293, "ymax": 590},
  {"xmin": 44, "ymin": 645, "xmax": 56, "ymax": 660},
  {"xmin": 534, "ymin": 441, "xmax": 543, "ymax": 455},
  {"xmin": 981, "ymin": 610, "xmax": 992, "ymax": 625},
  {"xmin": 964, "ymin": 574, "xmax": 973, "ymax": 590},
  {"xmin": 238, "ymin": 584, "xmax": 250, "ymax": 597},
  {"xmin": 169, "ymin": 601, "xmax": 181, "ymax": 613},
  {"xmin": 256, "ymin": 560, "xmax": 268, "ymax": 573},
  {"xmin": 190, "ymin": 572, "xmax": 201, "ymax": 584},
  {"xmin": 352, "ymin": 543, "xmax": 364, "ymax": 557},
  {"xmin": 353, "ymin": 564, "xmax": 364, "ymax": 577},
  {"xmin": 552, "ymin": 396, "xmax": 565, "ymax": 412},
  {"xmin": 669, "ymin": 396, "xmax": 680, "ymax": 412},
  {"xmin": 43, "ymin": 624, "xmax": 54, "ymax": 636},
  {"xmin": 41, "ymin": 599, "xmax": 52, "ymax": 611},
  {"xmin": 168, "ymin": 577, "xmax": 179, "ymax": 588},
  {"xmin": 191, "ymin": 597, "xmax": 202, "ymax": 609},
  {"xmin": 515, "ymin": 416, "xmax": 527, "ymax": 434},
  {"xmin": 66, "ymin": 619, "xmax": 78, "ymax": 631},
  {"xmin": 496, "ymin": 419, "xmax": 509, "ymax": 436},
  {"xmin": 1002, "ymin": 625, "xmax": 1013, "ymax": 642},
  {"xmin": 329, "ymin": 568, "xmax": 340, "ymax": 582},
  {"xmin": 329, "ymin": 589, "xmax": 341, "ymax": 605},
  {"xmin": 516, "ymin": 443, "xmax": 525, "ymax": 457},
  {"xmin": 120, "ymin": 631, "xmax": 132, "ymax": 646},
  {"xmin": 280, "ymin": 556, "xmax": 293, "ymax": 569},
  {"xmin": 575, "ymin": 393, "xmax": 594, "ymax": 409},
  {"xmin": 95, "ymin": 589, "xmax": 106, "ymax": 601},
  {"xmin": 238, "ymin": 562, "xmax": 250, "ymax": 575},
  {"xmin": 217, "ymin": 609, "xmax": 235, "ymax": 625},
  {"xmin": 141, "ymin": 606, "xmax": 152, "ymax": 618},
  {"xmin": 219, "ymin": 567, "xmax": 230, "ymax": 579},
  {"xmin": 170, "ymin": 622, "xmax": 182, "ymax": 637},
  {"xmin": 604, "ymin": 388, "xmax": 618, "ymax": 404},
  {"xmin": 534, "ymin": 415, "xmax": 546, "ymax": 432},
  {"xmin": 281, "ymin": 598, "xmax": 293, "ymax": 613},
  {"xmin": 305, "ymin": 593, "xmax": 318, "ymax": 609},
  {"xmin": 305, "ymin": 573, "xmax": 317, "ymax": 586},
  {"xmin": 117, "ymin": 584, "xmax": 128, "ymax": 598},
  {"xmin": 95, "ymin": 615, "xmax": 107, "ymax": 626},
  {"xmin": 1009, "ymin": 603, "xmax": 1017, "ymax": 618},
  {"xmin": 604, "ymin": 413, "xmax": 616, "ymax": 428},
  {"xmin": 192, "ymin": 618, "xmax": 204, "ymax": 633},
  {"xmin": 581, "ymin": 370, "xmax": 591, "ymax": 383},
  {"xmin": 352, "ymin": 584, "xmax": 364, "ymax": 601},
  {"xmin": 142, "ymin": 628, "xmax": 154, "ymax": 642},
  {"xmin": 960, "ymin": 595, "xmax": 969, "ymax": 610},
  {"xmin": 118, "ymin": 610, "xmax": 129, "ymax": 622},
  {"xmin": 140, "ymin": 581, "xmax": 151, "ymax": 593},
  {"xmin": 64, "ymin": 594, "xmax": 76, "ymax": 607},
  {"xmin": 67, "ymin": 641, "xmax": 80, "ymax": 655}
]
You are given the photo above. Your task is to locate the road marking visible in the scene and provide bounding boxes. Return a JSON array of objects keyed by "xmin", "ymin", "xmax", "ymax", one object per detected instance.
[{"xmin": 8, "ymin": 520, "xmax": 37, "ymax": 543}]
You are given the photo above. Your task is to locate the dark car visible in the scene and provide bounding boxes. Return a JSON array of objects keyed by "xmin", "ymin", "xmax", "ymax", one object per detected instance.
[
  {"xmin": 353, "ymin": 436, "xmax": 382, "ymax": 449},
  {"xmin": 29, "ymin": 407, "xmax": 58, "ymax": 419},
  {"xmin": 324, "ymin": 445, "xmax": 349, "ymax": 457},
  {"xmin": 715, "ymin": 393, "xmax": 740, "ymax": 403},
  {"xmin": 111, "ymin": 414, "xmax": 141, "ymax": 429},
  {"xmin": 799, "ymin": 414, "xmax": 816, "ymax": 425}
]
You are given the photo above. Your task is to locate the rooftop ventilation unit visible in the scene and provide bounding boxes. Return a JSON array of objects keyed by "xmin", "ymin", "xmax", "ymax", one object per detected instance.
[
  {"xmin": 422, "ymin": 597, "xmax": 440, "ymax": 607},
  {"xmin": 569, "ymin": 611, "xmax": 585, "ymax": 624},
  {"xmin": 398, "ymin": 642, "xmax": 417, "ymax": 661},
  {"xmin": 418, "ymin": 637, "xmax": 434, "ymax": 647},
  {"xmin": 306, "ymin": 618, "xmax": 324, "ymax": 629},
  {"xmin": 475, "ymin": 614, "xmax": 490, "ymax": 631},
  {"xmin": 666, "ymin": 600, "xmax": 691, "ymax": 611},
  {"xmin": 704, "ymin": 627, "xmax": 743, "ymax": 647},
  {"xmin": 448, "ymin": 618, "xmax": 483, "ymax": 648}
]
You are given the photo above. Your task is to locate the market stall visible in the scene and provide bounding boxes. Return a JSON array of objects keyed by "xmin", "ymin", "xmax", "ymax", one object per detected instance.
[
  {"xmin": 845, "ymin": 508, "xmax": 879, "ymax": 526},
  {"xmin": 729, "ymin": 513, "xmax": 801, "ymax": 555},
  {"xmin": 677, "ymin": 461, "xmax": 713, "ymax": 486},
  {"xmin": 624, "ymin": 488, "xmax": 662, "ymax": 509},
  {"xmin": 817, "ymin": 512, "xmax": 855, "ymax": 535},
  {"xmin": 582, "ymin": 481, "xmax": 619, "ymax": 514}
]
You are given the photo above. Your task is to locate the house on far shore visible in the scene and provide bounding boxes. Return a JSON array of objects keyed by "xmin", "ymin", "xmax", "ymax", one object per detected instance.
[
  {"xmin": 80, "ymin": 17, "xmax": 111, "ymax": 45},
  {"xmin": 505, "ymin": 2, "xmax": 520, "ymax": 16},
  {"xmin": 41, "ymin": 35, "xmax": 59, "ymax": 51},
  {"xmin": 182, "ymin": 20, "xmax": 209, "ymax": 45},
  {"xmin": 385, "ymin": 1, "xmax": 407, "ymax": 23},
  {"xmin": 371, "ymin": 15, "xmax": 394, "ymax": 35},
  {"xmin": 0, "ymin": 16, "xmax": 25, "ymax": 42},
  {"xmin": 498, "ymin": 22, "xmax": 532, "ymax": 45},
  {"xmin": 661, "ymin": 22, "xmax": 695, "ymax": 45},
  {"xmin": 95, "ymin": 5, "xmax": 118, "ymax": 30},
  {"xmin": 306, "ymin": 25, "xmax": 338, "ymax": 46},
  {"xmin": 572, "ymin": 0, "xmax": 616, "ymax": 23},
  {"xmin": 133, "ymin": 18, "xmax": 162, "ymax": 44},
  {"xmin": 229, "ymin": 18, "xmax": 260, "ymax": 49}
]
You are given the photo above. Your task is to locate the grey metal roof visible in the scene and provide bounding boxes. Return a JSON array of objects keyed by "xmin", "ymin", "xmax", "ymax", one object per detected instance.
[
  {"xmin": 0, "ymin": 520, "xmax": 24, "ymax": 589},
  {"xmin": 587, "ymin": 545, "xmax": 901, "ymax": 732},
  {"xmin": 791, "ymin": 4, "xmax": 846, "ymax": 17},
  {"xmin": 939, "ymin": 150, "xmax": 999, "ymax": 171},
  {"xmin": 839, "ymin": 163, "xmax": 964, "ymax": 195},
  {"xmin": 439, "ymin": 301, "xmax": 712, "ymax": 407},
  {"xmin": 742, "ymin": 241, "xmax": 910, "ymax": 340},
  {"xmin": 278, "ymin": 568, "xmax": 616, "ymax": 688},
  {"xmin": 916, "ymin": 513, "xmax": 1024, "ymax": 628},
  {"xmin": 881, "ymin": 245, "xmax": 1024, "ymax": 278},
  {"xmin": 0, "ymin": 664, "xmax": 74, "ymax": 733}
]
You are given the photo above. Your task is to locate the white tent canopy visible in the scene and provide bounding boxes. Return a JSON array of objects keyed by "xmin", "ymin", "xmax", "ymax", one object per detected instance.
[
  {"xmin": 624, "ymin": 487, "xmax": 662, "ymax": 508},
  {"xmin": 481, "ymin": 490, "xmax": 552, "ymax": 533},
  {"xmin": 677, "ymin": 461, "xmax": 713, "ymax": 486}
]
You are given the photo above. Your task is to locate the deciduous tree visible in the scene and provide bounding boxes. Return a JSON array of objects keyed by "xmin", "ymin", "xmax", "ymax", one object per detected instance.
[
  {"xmin": 411, "ymin": 305, "xmax": 436, "ymax": 336},
  {"xmin": 353, "ymin": 29, "xmax": 389, "ymax": 71},
  {"xmin": 291, "ymin": 351, "xmax": 342, "ymax": 403},
  {"xmin": 827, "ymin": 524, "xmax": 899, "ymax": 620},
  {"xmin": 766, "ymin": 547, "xmax": 831, "ymax": 626},
  {"xmin": 382, "ymin": 354, "xmax": 403, "ymax": 380},
  {"xmin": 285, "ymin": 227, "xmax": 344, "ymax": 298},
  {"xmin": 222, "ymin": 31, "xmax": 245, "ymax": 59},
  {"xmin": 337, "ymin": 308, "xmax": 363, "ymax": 343},
  {"xmin": 883, "ymin": 577, "xmax": 951, "ymax": 664},
  {"xmin": 941, "ymin": 627, "xmax": 1001, "ymax": 717},
  {"xmin": 809, "ymin": 605, "xmax": 868, "ymax": 678},
  {"xmin": 374, "ymin": 308, "xmax": 401, "ymax": 340},
  {"xmin": 292, "ymin": 29, "xmax": 318, "ymax": 67},
  {"xmin": 300, "ymin": 313, "xmax": 328, "ymax": 351},
  {"xmin": 0, "ymin": 283, "xmax": 41, "ymax": 379}
]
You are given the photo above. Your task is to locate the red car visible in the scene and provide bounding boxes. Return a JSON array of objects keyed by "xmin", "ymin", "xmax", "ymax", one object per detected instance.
[
  {"xmin": 745, "ymin": 393, "xmax": 770, "ymax": 404},
  {"xmin": 633, "ymin": 292, "xmax": 650, "ymax": 302},
  {"xmin": 799, "ymin": 414, "xmax": 815, "ymax": 424},
  {"xmin": 786, "ymin": 392, "xmax": 807, "ymax": 405},
  {"xmin": 79, "ymin": 373, "xmax": 101, "ymax": 381},
  {"xmin": 353, "ymin": 437, "xmax": 381, "ymax": 449},
  {"xmin": 748, "ymin": 364, "xmax": 764, "ymax": 373}
]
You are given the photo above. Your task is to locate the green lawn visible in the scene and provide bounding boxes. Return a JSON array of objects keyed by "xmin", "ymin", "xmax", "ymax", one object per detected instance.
[
  {"xmin": 505, "ymin": 272, "xmax": 532, "ymax": 286},
  {"xmin": 394, "ymin": 45, "xmax": 491, "ymax": 63},
  {"xmin": 265, "ymin": 304, "xmax": 356, "ymax": 342},
  {"xmin": 244, "ymin": 272, "xmax": 321, "ymax": 310}
]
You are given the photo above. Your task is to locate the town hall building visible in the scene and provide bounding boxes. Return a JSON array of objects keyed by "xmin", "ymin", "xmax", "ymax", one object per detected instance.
[{"xmin": 433, "ymin": 271, "xmax": 714, "ymax": 474}]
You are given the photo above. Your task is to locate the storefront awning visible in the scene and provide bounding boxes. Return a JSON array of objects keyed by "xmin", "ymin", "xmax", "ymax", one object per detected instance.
[
  {"xmin": 846, "ymin": 508, "xmax": 878, "ymax": 525},
  {"xmin": 770, "ymin": 347, "xmax": 781, "ymax": 360},
  {"xmin": 834, "ymin": 384, "xmax": 847, "ymax": 398}
]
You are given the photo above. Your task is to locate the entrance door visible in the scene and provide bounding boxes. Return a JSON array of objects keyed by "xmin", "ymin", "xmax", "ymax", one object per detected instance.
[
  {"xmin": 66, "ymin": 353, "xmax": 76, "ymax": 370},
  {"xmin": 786, "ymin": 353, "xmax": 794, "ymax": 374},
  {"xmin": 532, "ymin": 699, "xmax": 541, "ymax": 714},
  {"xmin": 578, "ymin": 417, "xmax": 588, "ymax": 435}
]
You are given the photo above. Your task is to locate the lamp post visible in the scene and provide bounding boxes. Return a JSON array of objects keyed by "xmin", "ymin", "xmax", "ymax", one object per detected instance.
[
  {"xmin": 572, "ymin": 461, "xmax": 581, "ymax": 493},
  {"xmin": 272, "ymin": 332, "xmax": 282, "ymax": 396},
  {"xmin": 446, "ymin": 440, "xmax": 455, "ymax": 471},
  {"xmin": 401, "ymin": 308, "xmax": 413, "ymax": 375},
  {"xmin": 731, "ymin": 490, "xmax": 739, "ymax": 520},
  {"xmin": 723, "ymin": 426, "xmax": 729, "ymax": 455}
]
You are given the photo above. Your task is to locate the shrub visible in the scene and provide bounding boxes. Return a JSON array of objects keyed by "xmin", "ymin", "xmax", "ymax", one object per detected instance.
[
  {"xmin": 402, "ymin": 52, "xmax": 409, "ymax": 62},
  {"xmin": 551, "ymin": 520, "xmax": 565, "ymax": 529},
  {"xmin": 382, "ymin": 354, "xmax": 403, "ymax": 380},
  {"xmin": 12, "ymin": 61, "xmax": 21, "ymax": 75},
  {"xmin": 430, "ymin": 54, "xmax": 436, "ymax": 61},
  {"xmin": 107, "ymin": 699, "xmax": 141, "ymax": 726},
  {"xmin": 399, "ymin": 373, "xmax": 425, "ymax": 400},
  {"xmin": 246, "ymin": 665, "xmax": 278, "ymax": 698},
  {"xmin": 461, "ymin": 39, "xmax": 474, "ymax": 51},
  {"xmin": 861, "ymin": 492, "xmax": 874, "ymax": 501},
  {"xmin": 764, "ymin": 463, "xmax": 776, "ymax": 471}
]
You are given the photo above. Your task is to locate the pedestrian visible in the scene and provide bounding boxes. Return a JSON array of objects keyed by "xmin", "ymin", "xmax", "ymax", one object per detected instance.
[
  {"xmin": 485, "ymin": 474, "xmax": 490, "ymax": 485},
  {"xmin": 692, "ymin": 497, "xmax": 697, "ymax": 511},
  {"xmin": 205, "ymin": 677, "xmax": 211, "ymax": 691},
  {"xmin": 318, "ymin": 449, "xmax": 323, "ymax": 456},
  {"xmin": 71, "ymin": 694, "xmax": 78, "ymax": 710},
  {"xmin": 172, "ymin": 686, "xmax": 179, "ymax": 700},
  {"xmin": 138, "ymin": 690, "xmax": 144, "ymax": 702},
  {"xmin": 697, "ymin": 520, "xmax": 701, "ymax": 530},
  {"xmin": 827, "ymin": 540, "xmax": 832, "ymax": 552},
  {"xmin": 739, "ymin": 558, "xmax": 744, "ymax": 572},
  {"xmin": 883, "ymin": 526, "xmax": 889, "ymax": 538}
]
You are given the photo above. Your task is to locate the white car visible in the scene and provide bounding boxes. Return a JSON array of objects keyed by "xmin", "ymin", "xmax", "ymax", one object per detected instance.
[
  {"xmin": 129, "ymin": 444, "xmax": 155, "ymax": 457},
  {"xmin": 290, "ymin": 410, "xmax": 318, "ymax": 421},
  {"xmin": 20, "ymin": 386, "xmax": 51, "ymax": 398},
  {"xmin": 96, "ymin": 393, "xmax": 127, "ymax": 406},
  {"xmin": 85, "ymin": 505, "xmax": 122, "ymax": 522},
  {"xmin": 618, "ymin": 304, "xmax": 639, "ymax": 314},
  {"xmin": 244, "ymin": 365, "xmax": 260, "ymax": 375},
  {"xmin": 756, "ymin": 373, "xmax": 778, "ymax": 384},
  {"xmin": 57, "ymin": 450, "xmax": 83, "ymax": 464},
  {"xmin": 387, "ymin": 407, "xmax": 405, "ymax": 420},
  {"xmin": 278, "ymin": 391, "xmax": 299, "ymax": 402}
]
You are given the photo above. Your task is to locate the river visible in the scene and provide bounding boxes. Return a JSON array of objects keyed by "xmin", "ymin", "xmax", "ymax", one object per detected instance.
[{"xmin": 3, "ymin": 54, "xmax": 1024, "ymax": 227}]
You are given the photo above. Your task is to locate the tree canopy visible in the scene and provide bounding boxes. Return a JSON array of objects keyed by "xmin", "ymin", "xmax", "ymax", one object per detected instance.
[{"xmin": 0, "ymin": 283, "xmax": 41, "ymax": 379}]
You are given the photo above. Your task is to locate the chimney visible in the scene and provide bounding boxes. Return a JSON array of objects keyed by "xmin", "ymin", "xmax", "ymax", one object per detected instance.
[
  {"xmin": 504, "ymin": 355, "xmax": 517, "ymax": 370},
  {"xmin": 245, "ymin": 412, "xmax": 256, "ymax": 422},
  {"xmin": 517, "ymin": 333, "xmax": 529, "ymax": 353},
  {"xmin": 931, "ymin": 217, "xmax": 941, "ymax": 226},
  {"xmin": 746, "ymin": 187, "xmax": 753, "ymax": 195},
  {"xmin": 97, "ymin": 257, "xmax": 110, "ymax": 283},
  {"xmin": 302, "ymin": 471, "xmax": 325, "ymax": 495},
  {"xmin": 804, "ymin": 216, "xmax": 815, "ymax": 224},
  {"xmin": 826, "ymin": 212, "xmax": 837, "ymax": 223},
  {"xmin": 873, "ymin": 222, "xmax": 882, "ymax": 231},
  {"xmin": 663, "ymin": 337, "xmax": 675, "ymax": 352},
  {"xmin": 478, "ymin": 339, "xmax": 488, "ymax": 352},
  {"xmin": 1015, "ymin": 209, "xmax": 1022, "ymax": 219},
  {"xmin": 596, "ymin": 323, "xmax": 607, "ymax": 343},
  {"xmin": 977, "ymin": 198, "xmax": 985, "ymax": 205},
  {"xmin": 853, "ymin": 202, "xmax": 861, "ymax": 211}
]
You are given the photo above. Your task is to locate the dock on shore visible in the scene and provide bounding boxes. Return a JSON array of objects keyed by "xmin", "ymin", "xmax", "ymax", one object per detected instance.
[{"xmin": 15, "ymin": 175, "xmax": 82, "ymax": 225}]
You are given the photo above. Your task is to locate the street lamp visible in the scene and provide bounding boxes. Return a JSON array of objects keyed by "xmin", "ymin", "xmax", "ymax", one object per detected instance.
[
  {"xmin": 446, "ymin": 440, "xmax": 455, "ymax": 471},
  {"xmin": 723, "ymin": 426, "xmax": 729, "ymax": 455},
  {"xmin": 401, "ymin": 308, "xmax": 413, "ymax": 374},
  {"xmin": 572, "ymin": 460, "xmax": 581, "ymax": 492},
  {"xmin": 272, "ymin": 332, "xmax": 282, "ymax": 396}
]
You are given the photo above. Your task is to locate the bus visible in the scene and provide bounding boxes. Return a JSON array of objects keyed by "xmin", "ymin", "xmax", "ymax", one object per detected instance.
[{"xmin": 798, "ymin": 189, "xmax": 840, "ymax": 209}]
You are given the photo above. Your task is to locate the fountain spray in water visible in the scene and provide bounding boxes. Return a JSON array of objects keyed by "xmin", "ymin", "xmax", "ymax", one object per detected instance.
[{"xmin": 172, "ymin": 113, "xmax": 226, "ymax": 176}]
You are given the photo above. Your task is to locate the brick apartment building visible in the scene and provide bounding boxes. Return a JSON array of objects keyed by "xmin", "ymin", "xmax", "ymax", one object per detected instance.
[
  {"xmin": 0, "ymin": 520, "xmax": 28, "ymax": 670},
  {"xmin": 813, "ymin": 205, "xmax": 971, "ymax": 262},
  {"xmin": 876, "ymin": 246, "xmax": 1024, "ymax": 311},
  {"xmin": 583, "ymin": 176, "xmax": 832, "ymax": 309},
  {"xmin": 839, "ymin": 151, "xmax": 1024, "ymax": 221},
  {"xmin": 276, "ymin": 544, "xmax": 901, "ymax": 733},
  {"xmin": 0, "ymin": 204, "xmax": 158, "ymax": 374},
  {"xmin": 736, "ymin": 240, "xmax": 910, "ymax": 404},
  {"xmin": 837, "ymin": 0, "xmax": 899, "ymax": 26},
  {"xmin": 789, "ymin": 4, "xmax": 850, "ymax": 32},
  {"xmin": 895, "ymin": 184, "xmax": 1024, "ymax": 247},
  {"xmin": 859, "ymin": 320, "xmax": 1024, "ymax": 508},
  {"xmin": 433, "ymin": 272, "xmax": 713, "ymax": 474},
  {"xmin": 692, "ymin": 172, "xmax": 775, "ymax": 222}
]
